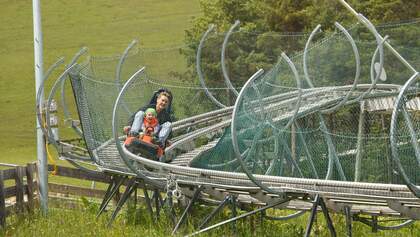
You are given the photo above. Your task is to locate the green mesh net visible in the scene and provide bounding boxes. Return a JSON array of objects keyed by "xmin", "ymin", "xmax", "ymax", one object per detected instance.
[{"xmin": 190, "ymin": 20, "xmax": 419, "ymax": 186}]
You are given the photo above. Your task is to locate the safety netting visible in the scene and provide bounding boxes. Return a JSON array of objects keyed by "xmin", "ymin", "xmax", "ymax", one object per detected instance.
[
  {"xmin": 67, "ymin": 30, "xmax": 314, "ymax": 157},
  {"xmin": 64, "ymin": 18, "xmax": 419, "ymax": 186},
  {"xmin": 190, "ymin": 19, "xmax": 420, "ymax": 185}
]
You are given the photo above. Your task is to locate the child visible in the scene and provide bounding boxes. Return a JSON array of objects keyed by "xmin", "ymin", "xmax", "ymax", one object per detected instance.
[
  {"xmin": 140, "ymin": 108, "xmax": 160, "ymax": 143},
  {"xmin": 124, "ymin": 108, "xmax": 165, "ymax": 161}
]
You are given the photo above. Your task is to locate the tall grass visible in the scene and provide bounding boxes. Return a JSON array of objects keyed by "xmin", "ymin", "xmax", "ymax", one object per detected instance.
[{"xmin": 2, "ymin": 197, "xmax": 419, "ymax": 237}]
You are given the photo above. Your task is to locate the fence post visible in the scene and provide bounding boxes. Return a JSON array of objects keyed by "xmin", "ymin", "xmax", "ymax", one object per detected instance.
[
  {"xmin": 15, "ymin": 166, "xmax": 25, "ymax": 214},
  {"xmin": 26, "ymin": 163, "xmax": 36, "ymax": 213},
  {"xmin": 0, "ymin": 171, "xmax": 6, "ymax": 228}
]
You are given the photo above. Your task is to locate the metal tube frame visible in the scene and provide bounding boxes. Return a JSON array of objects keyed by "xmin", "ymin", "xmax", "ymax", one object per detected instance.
[
  {"xmin": 221, "ymin": 20, "xmax": 240, "ymax": 96},
  {"xmin": 389, "ymin": 72, "xmax": 420, "ymax": 197},
  {"xmin": 115, "ymin": 40, "xmax": 138, "ymax": 114},
  {"xmin": 304, "ymin": 194, "xmax": 337, "ymax": 237},
  {"xmin": 107, "ymin": 177, "xmax": 138, "ymax": 226},
  {"xmin": 172, "ymin": 185, "xmax": 203, "ymax": 234},
  {"xmin": 196, "ymin": 24, "xmax": 227, "ymax": 108},
  {"xmin": 36, "ymin": 57, "xmax": 65, "ymax": 139},
  {"xmin": 97, "ymin": 176, "xmax": 127, "ymax": 218},
  {"xmin": 187, "ymin": 197, "xmax": 291, "ymax": 237},
  {"xmin": 61, "ymin": 47, "xmax": 88, "ymax": 137}
]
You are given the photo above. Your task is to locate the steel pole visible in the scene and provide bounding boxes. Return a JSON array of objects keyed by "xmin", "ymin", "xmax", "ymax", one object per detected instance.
[{"xmin": 32, "ymin": 0, "xmax": 48, "ymax": 215}]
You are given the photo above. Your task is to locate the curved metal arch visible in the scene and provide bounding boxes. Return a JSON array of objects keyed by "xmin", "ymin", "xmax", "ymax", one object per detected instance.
[
  {"xmin": 235, "ymin": 68, "xmax": 286, "ymax": 176},
  {"xmin": 43, "ymin": 64, "xmax": 100, "ymax": 172},
  {"xmin": 349, "ymin": 14, "xmax": 386, "ymax": 101},
  {"xmin": 338, "ymin": 0, "xmax": 416, "ymax": 74},
  {"xmin": 45, "ymin": 64, "xmax": 79, "ymax": 150},
  {"xmin": 232, "ymin": 68, "xmax": 291, "ymax": 196},
  {"xmin": 196, "ymin": 24, "xmax": 227, "ymax": 108},
  {"xmin": 357, "ymin": 217, "xmax": 415, "ymax": 231},
  {"xmin": 253, "ymin": 56, "xmax": 304, "ymax": 129},
  {"xmin": 112, "ymin": 66, "xmax": 165, "ymax": 189},
  {"xmin": 221, "ymin": 20, "xmax": 240, "ymax": 96},
  {"xmin": 263, "ymin": 209, "xmax": 306, "ymax": 221},
  {"xmin": 321, "ymin": 22, "xmax": 361, "ymax": 114},
  {"xmin": 303, "ymin": 24, "xmax": 321, "ymax": 88},
  {"xmin": 346, "ymin": 35, "xmax": 388, "ymax": 105},
  {"xmin": 36, "ymin": 57, "xmax": 65, "ymax": 139},
  {"xmin": 115, "ymin": 39, "xmax": 138, "ymax": 114},
  {"xmin": 39, "ymin": 58, "xmax": 97, "ymax": 170},
  {"xmin": 390, "ymin": 72, "xmax": 420, "ymax": 198},
  {"xmin": 61, "ymin": 47, "xmax": 88, "ymax": 137},
  {"xmin": 250, "ymin": 79, "xmax": 268, "ymax": 122},
  {"xmin": 280, "ymin": 52, "xmax": 303, "ymax": 129}
]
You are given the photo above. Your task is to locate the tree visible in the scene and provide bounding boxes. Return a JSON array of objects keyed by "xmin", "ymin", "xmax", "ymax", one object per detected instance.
[{"xmin": 178, "ymin": 0, "xmax": 419, "ymax": 115}]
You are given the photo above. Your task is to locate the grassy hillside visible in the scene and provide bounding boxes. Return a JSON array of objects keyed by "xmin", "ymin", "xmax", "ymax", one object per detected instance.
[{"xmin": 0, "ymin": 0, "xmax": 201, "ymax": 164}]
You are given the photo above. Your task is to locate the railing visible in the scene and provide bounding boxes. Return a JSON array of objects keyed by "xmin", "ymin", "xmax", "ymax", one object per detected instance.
[
  {"xmin": 0, "ymin": 163, "xmax": 37, "ymax": 228},
  {"xmin": 0, "ymin": 163, "xmax": 138, "ymax": 229}
]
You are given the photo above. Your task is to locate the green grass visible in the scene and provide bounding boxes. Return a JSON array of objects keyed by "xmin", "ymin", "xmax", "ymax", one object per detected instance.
[
  {"xmin": 2, "ymin": 200, "xmax": 419, "ymax": 237},
  {"xmin": 0, "ymin": 0, "xmax": 201, "ymax": 164}
]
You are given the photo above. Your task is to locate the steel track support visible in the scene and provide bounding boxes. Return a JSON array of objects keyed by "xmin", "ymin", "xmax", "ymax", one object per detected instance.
[
  {"xmin": 98, "ymin": 176, "xmax": 117, "ymax": 214},
  {"xmin": 260, "ymin": 210, "xmax": 265, "ymax": 229},
  {"xmin": 97, "ymin": 176, "xmax": 126, "ymax": 218},
  {"xmin": 134, "ymin": 187, "xmax": 137, "ymax": 209},
  {"xmin": 140, "ymin": 180, "xmax": 155, "ymax": 223},
  {"xmin": 171, "ymin": 185, "xmax": 203, "ymax": 235},
  {"xmin": 134, "ymin": 186, "xmax": 140, "ymax": 223},
  {"xmin": 230, "ymin": 195, "xmax": 237, "ymax": 234},
  {"xmin": 319, "ymin": 197, "xmax": 336, "ymax": 237},
  {"xmin": 198, "ymin": 195, "xmax": 231, "ymax": 229},
  {"xmin": 188, "ymin": 198, "xmax": 291, "ymax": 237},
  {"xmin": 304, "ymin": 195, "xmax": 319, "ymax": 237},
  {"xmin": 108, "ymin": 177, "xmax": 137, "ymax": 227},
  {"xmin": 344, "ymin": 206, "xmax": 352, "ymax": 237},
  {"xmin": 304, "ymin": 195, "xmax": 336, "ymax": 237},
  {"xmin": 163, "ymin": 192, "xmax": 177, "ymax": 225},
  {"xmin": 372, "ymin": 216, "xmax": 378, "ymax": 232},
  {"xmin": 152, "ymin": 189, "xmax": 164, "ymax": 219}
]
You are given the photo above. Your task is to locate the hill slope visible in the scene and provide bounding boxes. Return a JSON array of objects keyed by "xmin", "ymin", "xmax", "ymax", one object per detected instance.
[{"xmin": 0, "ymin": 0, "xmax": 201, "ymax": 164}]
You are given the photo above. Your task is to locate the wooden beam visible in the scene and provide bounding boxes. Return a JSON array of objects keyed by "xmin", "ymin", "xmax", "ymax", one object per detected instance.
[
  {"xmin": 48, "ymin": 165, "xmax": 111, "ymax": 183},
  {"xmin": 0, "ymin": 169, "xmax": 16, "ymax": 181},
  {"xmin": 15, "ymin": 167, "xmax": 25, "ymax": 213},
  {"xmin": 0, "ymin": 171, "xmax": 6, "ymax": 228},
  {"xmin": 26, "ymin": 163, "xmax": 36, "ymax": 212},
  {"xmin": 48, "ymin": 183, "xmax": 107, "ymax": 199}
]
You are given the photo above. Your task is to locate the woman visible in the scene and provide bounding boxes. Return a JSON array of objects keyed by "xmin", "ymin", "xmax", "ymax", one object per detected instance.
[{"xmin": 127, "ymin": 90, "xmax": 173, "ymax": 147}]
